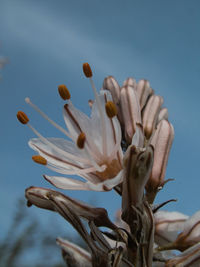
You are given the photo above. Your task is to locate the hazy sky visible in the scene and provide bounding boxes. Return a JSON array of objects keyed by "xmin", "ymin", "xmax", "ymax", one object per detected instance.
[{"xmin": 1, "ymin": 0, "xmax": 200, "ymax": 235}]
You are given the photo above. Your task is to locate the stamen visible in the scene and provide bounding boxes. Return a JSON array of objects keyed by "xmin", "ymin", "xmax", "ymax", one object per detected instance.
[
  {"xmin": 25, "ymin": 97, "xmax": 72, "ymax": 139},
  {"xmin": 77, "ymin": 132, "xmax": 86, "ymax": 149},
  {"xmin": 17, "ymin": 111, "xmax": 29, "ymax": 124},
  {"xmin": 58, "ymin": 84, "xmax": 71, "ymax": 100},
  {"xmin": 83, "ymin": 62, "xmax": 93, "ymax": 78},
  {"xmin": 105, "ymin": 101, "xmax": 117, "ymax": 118},
  {"xmin": 32, "ymin": 155, "xmax": 47, "ymax": 165},
  {"xmin": 82, "ymin": 63, "xmax": 107, "ymax": 157}
]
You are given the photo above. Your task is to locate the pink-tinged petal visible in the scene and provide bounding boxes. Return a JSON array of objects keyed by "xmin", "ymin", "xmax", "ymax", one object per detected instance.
[
  {"xmin": 165, "ymin": 242, "xmax": 200, "ymax": 267},
  {"xmin": 154, "ymin": 211, "xmax": 188, "ymax": 246},
  {"xmin": 43, "ymin": 175, "xmax": 92, "ymax": 191},
  {"xmin": 120, "ymin": 85, "xmax": 141, "ymax": 144},
  {"xmin": 142, "ymin": 95, "xmax": 163, "ymax": 139},
  {"xmin": 146, "ymin": 120, "xmax": 174, "ymax": 194},
  {"xmin": 56, "ymin": 237, "xmax": 92, "ymax": 267},
  {"xmin": 136, "ymin": 79, "xmax": 154, "ymax": 109}
]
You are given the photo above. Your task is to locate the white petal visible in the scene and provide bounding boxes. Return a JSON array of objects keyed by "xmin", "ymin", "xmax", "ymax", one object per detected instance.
[
  {"xmin": 29, "ymin": 137, "xmax": 91, "ymax": 166},
  {"xmin": 44, "ymin": 175, "xmax": 92, "ymax": 191}
]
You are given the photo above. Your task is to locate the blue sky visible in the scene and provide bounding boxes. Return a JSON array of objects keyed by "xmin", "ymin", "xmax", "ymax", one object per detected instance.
[{"xmin": 1, "ymin": 0, "xmax": 200, "ymax": 235}]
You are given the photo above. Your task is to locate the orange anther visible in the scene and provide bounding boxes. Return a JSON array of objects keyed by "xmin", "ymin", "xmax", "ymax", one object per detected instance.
[
  {"xmin": 32, "ymin": 155, "xmax": 47, "ymax": 165},
  {"xmin": 58, "ymin": 84, "xmax": 71, "ymax": 100},
  {"xmin": 83, "ymin": 63, "xmax": 93, "ymax": 78},
  {"xmin": 17, "ymin": 111, "xmax": 29, "ymax": 124},
  {"xmin": 105, "ymin": 101, "xmax": 117, "ymax": 118}
]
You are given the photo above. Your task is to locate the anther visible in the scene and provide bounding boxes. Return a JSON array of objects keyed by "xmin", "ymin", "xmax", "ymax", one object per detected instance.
[
  {"xmin": 32, "ymin": 155, "xmax": 47, "ymax": 165},
  {"xmin": 83, "ymin": 63, "xmax": 93, "ymax": 78},
  {"xmin": 58, "ymin": 84, "xmax": 71, "ymax": 100},
  {"xmin": 105, "ymin": 101, "xmax": 117, "ymax": 118},
  {"xmin": 77, "ymin": 132, "xmax": 86, "ymax": 149},
  {"xmin": 17, "ymin": 111, "xmax": 29, "ymax": 124}
]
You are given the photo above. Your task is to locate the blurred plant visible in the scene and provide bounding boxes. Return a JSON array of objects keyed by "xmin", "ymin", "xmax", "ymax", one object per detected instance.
[
  {"xmin": 0, "ymin": 199, "xmax": 84, "ymax": 267},
  {"xmin": 17, "ymin": 63, "xmax": 200, "ymax": 266}
]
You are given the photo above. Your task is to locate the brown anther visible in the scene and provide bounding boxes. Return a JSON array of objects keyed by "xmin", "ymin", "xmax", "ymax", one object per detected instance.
[
  {"xmin": 83, "ymin": 63, "xmax": 93, "ymax": 78},
  {"xmin": 32, "ymin": 155, "xmax": 47, "ymax": 165},
  {"xmin": 77, "ymin": 132, "xmax": 86, "ymax": 149},
  {"xmin": 58, "ymin": 84, "xmax": 71, "ymax": 100},
  {"xmin": 105, "ymin": 101, "xmax": 117, "ymax": 118},
  {"xmin": 17, "ymin": 111, "xmax": 29, "ymax": 124}
]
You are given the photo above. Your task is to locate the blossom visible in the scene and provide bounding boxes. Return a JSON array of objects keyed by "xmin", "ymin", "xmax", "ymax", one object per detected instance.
[{"xmin": 17, "ymin": 63, "xmax": 123, "ymax": 192}]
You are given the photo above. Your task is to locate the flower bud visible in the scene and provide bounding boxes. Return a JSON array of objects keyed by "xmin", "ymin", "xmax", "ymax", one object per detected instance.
[
  {"xmin": 136, "ymin": 79, "xmax": 154, "ymax": 109},
  {"xmin": 123, "ymin": 77, "xmax": 136, "ymax": 88},
  {"xmin": 120, "ymin": 86, "xmax": 142, "ymax": 144},
  {"xmin": 102, "ymin": 76, "xmax": 120, "ymax": 104},
  {"xmin": 142, "ymin": 95, "xmax": 163, "ymax": 139},
  {"xmin": 146, "ymin": 120, "xmax": 174, "ymax": 197}
]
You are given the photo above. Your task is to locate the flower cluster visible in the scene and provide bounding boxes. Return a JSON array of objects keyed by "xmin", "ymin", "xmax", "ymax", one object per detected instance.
[{"xmin": 17, "ymin": 63, "xmax": 199, "ymax": 266}]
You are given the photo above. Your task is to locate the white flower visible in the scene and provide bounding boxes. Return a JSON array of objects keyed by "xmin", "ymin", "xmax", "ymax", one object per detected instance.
[{"xmin": 19, "ymin": 64, "xmax": 123, "ymax": 192}]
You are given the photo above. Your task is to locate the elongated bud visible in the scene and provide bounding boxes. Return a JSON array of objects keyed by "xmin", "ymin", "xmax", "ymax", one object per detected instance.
[
  {"xmin": 120, "ymin": 86, "xmax": 142, "ymax": 144},
  {"xmin": 83, "ymin": 63, "xmax": 92, "ymax": 78},
  {"xmin": 146, "ymin": 120, "xmax": 174, "ymax": 201},
  {"xmin": 103, "ymin": 76, "xmax": 120, "ymax": 104},
  {"xmin": 123, "ymin": 77, "xmax": 136, "ymax": 88},
  {"xmin": 77, "ymin": 132, "xmax": 86, "ymax": 149},
  {"xmin": 122, "ymin": 144, "xmax": 154, "ymax": 222},
  {"xmin": 142, "ymin": 95, "xmax": 163, "ymax": 139},
  {"xmin": 136, "ymin": 79, "xmax": 154, "ymax": 110},
  {"xmin": 32, "ymin": 155, "xmax": 47, "ymax": 165},
  {"xmin": 105, "ymin": 101, "xmax": 117, "ymax": 118},
  {"xmin": 58, "ymin": 84, "xmax": 71, "ymax": 100},
  {"xmin": 17, "ymin": 111, "xmax": 29, "ymax": 124}
]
